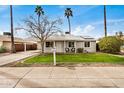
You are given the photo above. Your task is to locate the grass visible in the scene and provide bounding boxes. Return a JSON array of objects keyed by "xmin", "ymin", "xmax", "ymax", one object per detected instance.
[{"xmin": 20, "ymin": 53, "xmax": 124, "ymax": 65}]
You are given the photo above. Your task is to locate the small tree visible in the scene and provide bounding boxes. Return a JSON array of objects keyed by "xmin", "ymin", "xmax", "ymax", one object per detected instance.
[
  {"xmin": 16, "ymin": 16, "xmax": 62, "ymax": 53},
  {"xmin": 99, "ymin": 36, "xmax": 123, "ymax": 53}
]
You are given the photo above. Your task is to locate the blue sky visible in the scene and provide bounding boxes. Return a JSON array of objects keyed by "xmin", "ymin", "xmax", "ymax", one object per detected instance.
[{"xmin": 0, "ymin": 5, "xmax": 124, "ymax": 39}]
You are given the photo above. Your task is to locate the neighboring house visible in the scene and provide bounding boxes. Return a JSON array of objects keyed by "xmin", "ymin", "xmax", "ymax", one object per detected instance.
[
  {"xmin": 0, "ymin": 41, "xmax": 3, "ymax": 47},
  {"xmin": 37, "ymin": 34, "xmax": 96, "ymax": 53},
  {"xmin": 0, "ymin": 35, "xmax": 37, "ymax": 52}
]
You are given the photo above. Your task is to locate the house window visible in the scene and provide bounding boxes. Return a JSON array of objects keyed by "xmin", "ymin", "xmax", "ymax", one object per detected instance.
[
  {"xmin": 85, "ymin": 42, "xmax": 90, "ymax": 47},
  {"xmin": 68, "ymin": 42, "xmax": 74, "ymax": 47},
  {"xmin": 46, "ymin": 42, "xmax": 53, "ymax": 47}
]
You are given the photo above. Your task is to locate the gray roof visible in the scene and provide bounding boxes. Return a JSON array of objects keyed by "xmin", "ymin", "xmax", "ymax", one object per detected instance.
[{"xmin": 37, "ymin": 34, "xmax": 96, "ymax": 42}]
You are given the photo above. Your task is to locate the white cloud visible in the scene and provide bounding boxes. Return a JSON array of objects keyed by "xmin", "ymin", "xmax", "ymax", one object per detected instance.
[
  {"xmin": 72, "ymin": 25, "xmax": 95, "ymax": 36},
  {"xmin": 72, "ymin": 26, "xmax": 82, "ymax": 35},
  {"xmin": 83, "ymin": 25, "xmax": 95, "ymax": 34},
  {"xmin": 92, "ymin": 18, "xmax": 124, "ymax": 26}
]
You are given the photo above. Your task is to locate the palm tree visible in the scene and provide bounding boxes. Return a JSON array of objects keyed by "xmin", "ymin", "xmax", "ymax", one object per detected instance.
[
  {"xmin": 65, "ymin": 8, "xmax": 73, "ymax": 34},
  {"xmin": 10, "ymin": 5, "xmax": 16, "ymax": 53},
  {"xmin": 35, "ymin": 6, "xmax": 44, "ymax": 53},
  {"xmin": 35, "ymin": 5, "xmax": 44, "ymax": 24},
  {"xmin": 104, "ymin": 5, "xmax": 107, "ymax": 37}
]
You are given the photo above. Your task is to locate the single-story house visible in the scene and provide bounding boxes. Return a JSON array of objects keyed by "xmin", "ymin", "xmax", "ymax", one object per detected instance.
[
  {"xmin": 37, "ymin": 34, "xmax": 96, "ymax": 53},
  {"xmin": 0, "ymin": 35, "xmax": 37, "ymax": 52}
]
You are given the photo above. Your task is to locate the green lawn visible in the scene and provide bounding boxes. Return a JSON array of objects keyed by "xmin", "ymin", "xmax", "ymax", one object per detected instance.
[{"xmin": 21, "ymin": 53, "xmax": 124, "ymax": 65}]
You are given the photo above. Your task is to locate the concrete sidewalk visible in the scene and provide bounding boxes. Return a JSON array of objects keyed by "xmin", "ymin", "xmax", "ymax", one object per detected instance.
[
  {"xmin": 0, "ymin": 50, "xmax": 40, "ymax": 66},
  {"xmin": 0, "ymin": 67, "xmax": 124, "ymax": 88}
]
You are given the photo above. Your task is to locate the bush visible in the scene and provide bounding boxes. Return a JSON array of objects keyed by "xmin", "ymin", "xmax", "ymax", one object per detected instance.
[
  {"xmin": 0, "ymin": 46, "xmax": 7, "ymax": 53},
  {"xmin": 99, "ymin": 36, "xmax": 123, "ymax": 53},
  {"xmin": 77, "ymin": 48, "xmax": 83, "ymax": 53}
]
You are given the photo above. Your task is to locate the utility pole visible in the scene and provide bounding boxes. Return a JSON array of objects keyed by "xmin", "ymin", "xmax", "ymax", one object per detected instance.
[{"xmin": 10, "ymin": 5, "xmax": 16, "ymax": 53}]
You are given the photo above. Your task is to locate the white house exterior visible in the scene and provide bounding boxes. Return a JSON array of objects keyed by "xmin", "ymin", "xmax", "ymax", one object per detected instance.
[{"xmin": 37, "ymin": 34, "xmax": 96, "ymax": 53}]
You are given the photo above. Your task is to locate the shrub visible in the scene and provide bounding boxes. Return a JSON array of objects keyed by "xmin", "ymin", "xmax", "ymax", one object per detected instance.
[
  {"xmin": 99, "ymin": 36, "xmax": 123, "ymax": 53},
  {"xmin": 0, "ymin": 46, "xmax": 7, "ymax": 53},
  {"xmin": 77, "ymin": 48, "xmax": 83, "ymax": 53}
]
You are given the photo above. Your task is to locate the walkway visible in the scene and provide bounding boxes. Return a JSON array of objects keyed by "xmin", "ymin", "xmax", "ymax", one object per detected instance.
[
  {"xmin": 0, "ymin": 67, "xmax": 124, "ymax": 88},
  {"xmin": 0, "ymin": 50, "xmax": 40, "ymax": 66}
]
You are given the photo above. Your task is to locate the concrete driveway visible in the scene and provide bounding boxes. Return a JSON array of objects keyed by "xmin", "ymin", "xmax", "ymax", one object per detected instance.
[
  {"xmin": 0, "ymin": 50, "xmax": 40, "ymax": 66},
  {"xmin": 0, "ymin": 67, "xmax": 124, "ymax": 88}
]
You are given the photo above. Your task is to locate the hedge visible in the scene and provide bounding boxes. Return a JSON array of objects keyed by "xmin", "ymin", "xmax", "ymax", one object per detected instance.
[{"xmin": 99, "ymin": 36, "xmax": 123, "ymax": 53}]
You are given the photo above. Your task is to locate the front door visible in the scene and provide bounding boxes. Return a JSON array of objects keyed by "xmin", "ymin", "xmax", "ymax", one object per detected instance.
[{"xmin": 56, "ymin": 41, "xmax": 63, "ymax": 53}]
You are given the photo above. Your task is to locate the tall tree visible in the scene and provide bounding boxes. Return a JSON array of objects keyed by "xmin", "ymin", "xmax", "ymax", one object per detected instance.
[
  {"xmin": 119, "ymin": 31, "xmax": 123, "ymax": 37},
  {"xmin": 34, "ymin": 6, "xmax": 45, "ymax": 52},
  {"xmin": 104, "ymin": 5, "xmax": 107, "ymax": 37},
  {"xmin": 65, "ymin": 8, "xmax": 73, "ymax": 34},
  {"xmin": 35, "ymin": 5, "xmax": 44, "ymax": 23},
  {"xmin": 10, "ymin": 5, "xmax": 16, "ymax": 53}
]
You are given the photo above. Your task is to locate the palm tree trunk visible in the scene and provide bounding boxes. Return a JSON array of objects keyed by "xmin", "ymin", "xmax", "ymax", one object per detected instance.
[
  {"xmin": 104, "ymin": 5, "xmax": 107, "ymax": 37},
  {"xmin": 38, "ymin": 15, "xmax": 40, "ymax": 25},
  {"xmin": 10, "ymin": 5, "xmax": 16, "ymax": 53},
  {"xmin": 38, "ymin": 15, "xmax": 41, "ymax": 36},
  {"xmin": 67, "ymin": 17, "xmax": 71, "ymax": 34}
]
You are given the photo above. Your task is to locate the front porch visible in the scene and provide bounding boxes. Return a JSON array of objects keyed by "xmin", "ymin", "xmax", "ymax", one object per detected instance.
[{"xmin": 44, "ymin": 41, "xmax": 77, "ymax": 53}]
